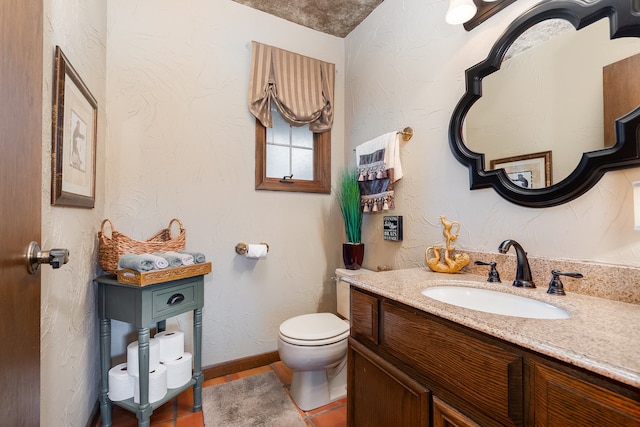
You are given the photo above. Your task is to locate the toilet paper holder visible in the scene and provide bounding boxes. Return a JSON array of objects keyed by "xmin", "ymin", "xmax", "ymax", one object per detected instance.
[{"xmin": 235, "ymin": 242, "xmax": 270, "ymax": 255}]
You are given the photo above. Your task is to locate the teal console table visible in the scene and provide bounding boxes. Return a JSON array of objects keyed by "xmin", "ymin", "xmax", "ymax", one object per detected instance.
[{"xmin": 96, "ymin": 272, "xmax": 207, "ymax": 427}]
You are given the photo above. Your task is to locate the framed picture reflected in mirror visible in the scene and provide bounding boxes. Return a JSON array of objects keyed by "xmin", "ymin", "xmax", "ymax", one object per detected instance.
[{"xmin": 490, "ymin": 151, "xmax": 552, "ymax": 189}]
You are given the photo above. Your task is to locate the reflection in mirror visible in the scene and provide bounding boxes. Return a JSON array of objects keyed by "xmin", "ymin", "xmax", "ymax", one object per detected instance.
[
  {"xmin": 464, "ymin": 18, "xmax": 640, "ymax": 187},
  {"xmin": 449, "ymin": 0, "xmax": 640, "ymax": 207}
]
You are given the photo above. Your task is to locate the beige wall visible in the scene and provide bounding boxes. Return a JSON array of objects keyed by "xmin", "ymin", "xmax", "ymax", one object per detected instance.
[
  {"xmin": 39, "ymin": 0, "xmax": 640, "ymax": 424},
  {"xmin": 104, "ymin": 0, "xmax": 346, "ymax": 366},
  {"xmin": 41, "ymin": 0, "xmax": 107, "ymax": 424},
  {"xmin": 346, "ymin": 0, "xmax": 640, "ymax": 270}
]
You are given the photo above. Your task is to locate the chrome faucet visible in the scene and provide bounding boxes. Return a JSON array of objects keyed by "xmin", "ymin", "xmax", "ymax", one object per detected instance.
[{"xmin": 498, "ymin": 239, "xmax": 535, "ymax": 288}]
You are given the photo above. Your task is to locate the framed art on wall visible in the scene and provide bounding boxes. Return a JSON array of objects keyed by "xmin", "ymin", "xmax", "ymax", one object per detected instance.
[
  {"xmin": 51, "ymin": 45, "xmax": 97, "ymax": 208},
  {"xmin": 490, "ymin": 151, "xmax": 552, "ymax": 189}
]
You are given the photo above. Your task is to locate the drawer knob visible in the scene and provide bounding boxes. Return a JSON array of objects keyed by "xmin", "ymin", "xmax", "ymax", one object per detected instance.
[{"xmin": 167, "ymin": 293, "xmax": 185, "ymax": 305}]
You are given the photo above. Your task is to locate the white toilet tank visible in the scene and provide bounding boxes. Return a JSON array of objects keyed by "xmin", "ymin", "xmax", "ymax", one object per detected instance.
[{"xmin": 335, "ymin": 268, "xmax": 373, "ymax": 320}]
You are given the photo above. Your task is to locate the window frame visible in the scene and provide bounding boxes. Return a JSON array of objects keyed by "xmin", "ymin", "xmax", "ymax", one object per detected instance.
[{"xmin": 255, "ymin": 119, "xmax": 331, "ymax": 193}]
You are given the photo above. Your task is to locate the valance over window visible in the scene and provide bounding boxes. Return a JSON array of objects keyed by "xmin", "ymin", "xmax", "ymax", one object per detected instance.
[{"xmin": 248, "ymin": 41, "xmax": 335, "ymax": 133}]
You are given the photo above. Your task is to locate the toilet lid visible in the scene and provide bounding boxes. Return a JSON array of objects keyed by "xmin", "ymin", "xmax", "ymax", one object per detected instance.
[{"xmin": 279, "ymin": 313, "xmax": 349, "ymax": 343}]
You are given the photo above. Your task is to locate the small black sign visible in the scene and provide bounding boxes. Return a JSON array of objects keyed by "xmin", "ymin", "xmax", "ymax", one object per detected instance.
[{"xmin": 383, "ymin": 216, "xmax": 403, "ymax": 241}]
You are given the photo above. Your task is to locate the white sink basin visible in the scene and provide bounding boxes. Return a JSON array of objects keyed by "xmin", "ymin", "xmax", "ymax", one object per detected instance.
[{"xmin": 421, "ymin": 284, "xmax": 570, "ymax": 319}]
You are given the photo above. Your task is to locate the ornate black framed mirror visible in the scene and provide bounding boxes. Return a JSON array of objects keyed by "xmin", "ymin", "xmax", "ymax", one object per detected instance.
[{"xmin": 449, "ymin": 0, "xmax": 640, "ymax": 208}]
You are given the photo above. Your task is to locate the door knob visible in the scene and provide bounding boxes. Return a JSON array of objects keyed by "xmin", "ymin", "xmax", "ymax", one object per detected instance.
[{"xmin": 26, "ymin": 241, "xmax": 70, "ymax": 274}]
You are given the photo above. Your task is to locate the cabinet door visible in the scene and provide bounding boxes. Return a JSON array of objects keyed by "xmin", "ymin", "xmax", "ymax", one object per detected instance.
[
  {"xmin": 350, "ymin": 288, "xmax": 379, "ymax": 345},
  {"xmin": 433, "ymin": 397, "xmax": 481, "ymax": 427},
  {"xmin": 348, "ymin": 338, "xmax": 429, "ymax": 427},
  {"xmin": 533, "ymin": 362, "xmax": 640, "ymax": 426}
]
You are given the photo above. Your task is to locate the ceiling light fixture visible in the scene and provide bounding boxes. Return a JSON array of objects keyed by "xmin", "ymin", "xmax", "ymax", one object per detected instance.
[{"xmin": 445, "ymin": 0, "xmax": 478, "ymax": 25}]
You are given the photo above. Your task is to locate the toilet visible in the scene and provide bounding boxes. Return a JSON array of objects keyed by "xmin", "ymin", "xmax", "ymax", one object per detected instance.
[{"xmin": 277, "ymin": 268, "xmax": 372, "ymax": 411}]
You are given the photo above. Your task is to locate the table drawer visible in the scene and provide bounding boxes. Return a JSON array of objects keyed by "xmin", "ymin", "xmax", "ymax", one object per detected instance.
[{"xmin": 152, "ymin": 282, "xmax": 198, "ymax": 319}]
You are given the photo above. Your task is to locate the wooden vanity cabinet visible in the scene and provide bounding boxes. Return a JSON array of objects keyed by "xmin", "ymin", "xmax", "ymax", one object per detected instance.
[
  {"xmin": 349, "ymin": 287, "xmax": 640, "ymax": 427},
  {"xmin": 380, "ymin": 300, "xmax": 523, "ymax": 426},
  {"xmin": 531, "ymin": 362, "xmax": 640, "ymax": 426}
]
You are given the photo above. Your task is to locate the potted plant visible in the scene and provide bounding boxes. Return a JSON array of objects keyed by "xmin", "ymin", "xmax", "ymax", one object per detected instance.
[{"xmin": 336, "ymin": 167, "xmax": 364, "ymax": 269}]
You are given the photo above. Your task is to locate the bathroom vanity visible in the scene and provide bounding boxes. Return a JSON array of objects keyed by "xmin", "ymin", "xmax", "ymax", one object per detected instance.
[{"xmin": 345, "ymin": 269, "xmax": 640, "ymax": 427}]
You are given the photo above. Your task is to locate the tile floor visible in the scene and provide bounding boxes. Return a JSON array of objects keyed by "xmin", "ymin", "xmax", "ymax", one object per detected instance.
[{"xmin": 96, "ymin": 361, "xmax": 347, "ymax": 427}]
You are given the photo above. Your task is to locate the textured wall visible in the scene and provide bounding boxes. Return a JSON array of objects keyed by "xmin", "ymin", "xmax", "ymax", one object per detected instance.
[
  {"xmin": 37, "ymin": 1, "xmax": 640, "ymax": 423},
  {"xmin": 105, "ymin": 0, "xmax": 346, "ymax": 366},
  {"xmin": 41, "ymin": 0, "xmax": 107, "ymax": 425},
  {"xmin": 345, "ymin": 0, "xmax": 640, "ymax": 271}
]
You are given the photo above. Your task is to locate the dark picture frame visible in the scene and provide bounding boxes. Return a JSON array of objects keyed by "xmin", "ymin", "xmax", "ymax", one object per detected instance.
[
  {"xmin": 51, "ymin": 45, "xmax": 97, "ymax": 208},
  {"xmin": 490, "ymin": 151, "xmax": 552, "ymax": 189}
]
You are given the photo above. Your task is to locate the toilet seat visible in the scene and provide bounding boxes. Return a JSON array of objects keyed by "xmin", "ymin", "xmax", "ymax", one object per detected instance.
[{"xmin": 279, "ymin": 313, "xmax": 349, "ymax": 346}]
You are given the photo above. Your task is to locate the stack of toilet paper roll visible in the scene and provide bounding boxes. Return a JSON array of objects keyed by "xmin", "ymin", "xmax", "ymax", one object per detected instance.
[
  {"xmin": 107, "ymin": 330, "xmax": 192, "ymax": 403},
  {"xmin": 155, "ymin": 330, "xmax": 193, "ymax": 389}
]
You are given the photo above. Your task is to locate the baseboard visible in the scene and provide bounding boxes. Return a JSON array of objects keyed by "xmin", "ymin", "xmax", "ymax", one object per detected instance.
[{"xmin": 203, "ymin": 351, "xmax": 280, "ymax": 380}]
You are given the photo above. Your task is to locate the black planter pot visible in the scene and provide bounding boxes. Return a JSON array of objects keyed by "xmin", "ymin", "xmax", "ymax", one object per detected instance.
[{"xmin": 342, "ymin": 243, "xmax": 365, "ymax": 270}]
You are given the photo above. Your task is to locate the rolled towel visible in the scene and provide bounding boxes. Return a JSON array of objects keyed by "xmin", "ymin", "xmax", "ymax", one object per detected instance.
[
  {"xmin": 178, "ymin": 250, "xmax": 206, "ymax": 264},
  {"xmin": 165, "ymin": 251, "xmax": 194, "ymax": 266},
  {"xmin": 152, "ymin": 252, "xmax": 183, "ymax": 268},
  {"xmin": 148, "ymin": 254, "xmax": 169, "ymax": 269},
  {"xmin": 118, "ymin": 254, "xmax": 156, "ymax": 272}
]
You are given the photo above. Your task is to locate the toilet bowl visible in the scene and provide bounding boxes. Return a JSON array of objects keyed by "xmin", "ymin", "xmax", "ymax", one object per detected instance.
[{"xmin": 278, "ymin": 312, "xmax": 350, "ymax": 411}]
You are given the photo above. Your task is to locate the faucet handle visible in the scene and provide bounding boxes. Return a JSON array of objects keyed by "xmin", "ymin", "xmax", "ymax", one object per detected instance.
[
  {"xmin": 547, "ymin": 270, "xmax": 583, "ymax": 295},
  {"xmin": 474, "ymin": 261, "xmax": 501, "ymax": 283}
]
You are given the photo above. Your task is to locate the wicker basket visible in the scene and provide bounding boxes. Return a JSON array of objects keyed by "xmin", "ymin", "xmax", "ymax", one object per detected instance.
[{"xmin": 98, "ymin": 218, "xmax": 186, "ymax": 273}]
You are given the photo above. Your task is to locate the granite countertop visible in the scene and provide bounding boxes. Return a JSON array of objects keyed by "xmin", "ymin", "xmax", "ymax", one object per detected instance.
[{"xmin": 342, "ymin": 267, "xmax": 640, "ymax": 389}]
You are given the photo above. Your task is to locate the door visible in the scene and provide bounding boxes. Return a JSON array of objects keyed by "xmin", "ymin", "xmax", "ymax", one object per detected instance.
[
  {"xmin": 0, "ymin": 0, "xmax": 43, "ymax": 425},
  {"xmin": 603, "ymin": 52, "xmax": 640, "ymax": 148}
]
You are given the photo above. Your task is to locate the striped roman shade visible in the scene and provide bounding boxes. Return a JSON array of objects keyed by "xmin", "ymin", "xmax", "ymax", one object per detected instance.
[{"xmin": 248, "ymin": 41, "xmax": 335, "ymax": 133}]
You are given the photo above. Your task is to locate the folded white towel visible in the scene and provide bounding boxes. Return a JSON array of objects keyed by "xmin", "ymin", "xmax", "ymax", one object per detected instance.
[
  {"xmin": 148, "ymin": 254, "xmax": 169, "ymax": 269},
  {"xmin": 165, "ymin": 251, "xmax": 194, "ymax": 266},
  {"xmin": 153, "ymin": 252, "xmax": 182, "ymax": 268}
]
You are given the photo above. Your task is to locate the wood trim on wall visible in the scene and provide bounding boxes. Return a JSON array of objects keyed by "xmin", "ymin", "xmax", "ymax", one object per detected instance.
[
  {"xmin": 254, "ymin": 120, "xmax": 331, "ymax": 193},
  {"xmin": 203, "ymin": 351, "xmax": 280, "ymax": 380}
]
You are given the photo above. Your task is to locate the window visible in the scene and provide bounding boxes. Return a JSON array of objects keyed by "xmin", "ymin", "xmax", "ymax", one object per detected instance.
[
  {"xmin": 248, "ymin": 41, "xmax": 334, "ymax": 194},
  {"xmin": 255, "ymin": 115, "xmax": 331, "ymax": 193}
]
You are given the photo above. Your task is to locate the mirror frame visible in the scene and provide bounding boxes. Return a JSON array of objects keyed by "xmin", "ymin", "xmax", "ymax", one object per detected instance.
[{"xmin": 449, "ymin": 0, "xmax": 640, "ymax": 208}]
